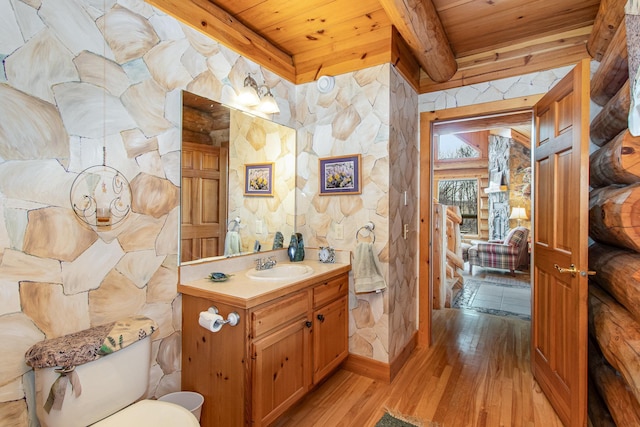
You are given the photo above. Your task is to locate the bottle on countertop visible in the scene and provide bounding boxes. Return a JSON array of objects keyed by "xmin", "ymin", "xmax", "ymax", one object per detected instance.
[
  {"xmin": 288, "ymin": 234, "xmax": 298, "ymax": 262},
  {"xmin": 294, "ymin": 232, "xmax": 305, "ymax": 262},
  {"xmin": 273, "ymin": 231, "xmax": 284, "ymax": 249}
]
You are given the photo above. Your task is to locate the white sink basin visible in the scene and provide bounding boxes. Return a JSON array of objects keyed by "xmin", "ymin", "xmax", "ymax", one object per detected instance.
[{"xmin": 246, "ymin": 264, "xmax": 314, "ymax": 280}]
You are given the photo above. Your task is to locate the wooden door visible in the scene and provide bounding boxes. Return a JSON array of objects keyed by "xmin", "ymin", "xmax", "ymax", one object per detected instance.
[
  {"xmin": 532, "ymin": 58, "xmax": 590, "ymax": 427},
  {"xmin": 181, "ymin": 141, "xmax": 228, "ymax": 262}
]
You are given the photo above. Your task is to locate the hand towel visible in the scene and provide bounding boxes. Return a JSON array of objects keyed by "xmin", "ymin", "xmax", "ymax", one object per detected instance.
[
  {"xmin": 353, "ymin": 242, "xmax": 386, "ymax": 293},
  {"xmin": 224, "ymin": 231, "xmax": 242, "ymax": 256}
]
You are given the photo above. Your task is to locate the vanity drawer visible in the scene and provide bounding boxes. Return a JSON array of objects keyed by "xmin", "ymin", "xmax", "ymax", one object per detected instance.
[
  {"xmin": 313, "ymin": 274, "xmax": 348, "ymax": 308},
  {"xmin": 251, "ymin": 291, "xmax": 308, "ymax": 338}
]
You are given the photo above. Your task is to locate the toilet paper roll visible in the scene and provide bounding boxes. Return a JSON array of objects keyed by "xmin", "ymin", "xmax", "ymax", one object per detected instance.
[{"xmin": 198, "ymin": 311, "xmax": 224, "ymax": 332}]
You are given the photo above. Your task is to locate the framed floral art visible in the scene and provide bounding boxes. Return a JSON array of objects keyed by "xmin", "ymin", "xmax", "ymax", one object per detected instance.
[
  {"xmin": 319, "ymin": 154, "xmax": 361, "ymax": 195},
  {"xmin": 244, "ymin": 163, "xmax": 273, "ymax": 196}
]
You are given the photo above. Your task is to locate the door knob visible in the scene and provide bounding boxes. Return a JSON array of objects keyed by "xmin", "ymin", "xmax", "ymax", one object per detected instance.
[
  {"xmin": 554, "ymin": 264, "xmax": 596, "ymax": 277},
  {"xmin": 317, "ymin": 314, "xmax": 325, "ymax": 322},
  {"xmin": 554, "ymin": 263, "xmax": 577, "ymax": 275},
  {"xmin": 305, "ymin": 321, "xmax": 312, "ymax": 328}
]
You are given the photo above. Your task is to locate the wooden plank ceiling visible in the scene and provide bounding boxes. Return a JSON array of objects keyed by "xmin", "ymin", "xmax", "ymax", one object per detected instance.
[{"xmin": 147, "ymin": 0, "xmax": 601, "ymax": 93}]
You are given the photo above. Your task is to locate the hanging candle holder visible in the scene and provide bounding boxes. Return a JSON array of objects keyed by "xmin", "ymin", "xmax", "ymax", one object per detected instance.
[{"xmin": 70, "ymin": 164, "xmax": 131, "ymax": 228}]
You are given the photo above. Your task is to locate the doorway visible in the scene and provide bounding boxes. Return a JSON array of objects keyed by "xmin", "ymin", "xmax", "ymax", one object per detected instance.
[
  {"xmin": 433, "ymin": 111, "xmax": 533, "ymax": 319},
  {"xmin": 419, "ymin": 60, "xmax": 590, "ymax": 426},
  {"xmin": 418, "ymin": 95, "xmax": 543, "ymax": 346}
]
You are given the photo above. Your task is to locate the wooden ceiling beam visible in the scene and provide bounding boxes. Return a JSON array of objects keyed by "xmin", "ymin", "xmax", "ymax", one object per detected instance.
[
  {"xmin": 420, "ymin": 42, "xmax": 590, "ymax": 93},
  {"xmin": 390, "ymin": 27, "xmax": 421, "ymax": 92},
  {"xmin": 378, "ymin": 0, "xmax": 457, "ymax": 83},
  {"xmin": 146, "ymin": 0, "xmax": 296, "ymax": 82},
  {"xmin": 587, "ymin": 0, "xmax": 628, "ymax": 61}
]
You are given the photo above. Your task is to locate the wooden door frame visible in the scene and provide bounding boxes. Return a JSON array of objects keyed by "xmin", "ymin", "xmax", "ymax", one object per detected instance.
[{"xmin": 418, "ymin": 95, "xmax": 544, "ymax": 347}]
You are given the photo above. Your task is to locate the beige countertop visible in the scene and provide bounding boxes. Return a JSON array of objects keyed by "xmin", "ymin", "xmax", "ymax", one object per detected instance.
[{"xmin": 179, "ymin": 258, "xmax": 351, "ymax": 309}]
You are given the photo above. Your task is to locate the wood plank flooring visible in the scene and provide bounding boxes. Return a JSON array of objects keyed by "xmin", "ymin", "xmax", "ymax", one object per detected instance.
[{"xmin": 273, "ymin": 309, "xmax": 563, "ymax": 427}]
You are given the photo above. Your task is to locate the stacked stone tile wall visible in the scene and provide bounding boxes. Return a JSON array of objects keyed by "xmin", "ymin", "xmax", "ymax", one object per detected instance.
[
  {"xmin": 418, "ymin": 66, "xmax": 576, "ymax": 112},
  {"xmin": 387, "ymin": 69, "xmax": 419, "ymax": 360},
  {"xmin": 295, "ymin": 65, "xmax": 420, "ymax": 363},
  {"xmin": 508, "ymin": 139, "xmax": 532, "ymax": 230},
  {"xmin": 488, "ymin": 135, "xmax": 511, "ymax": 240},
  {"xmin": 295, "ymin": 66, "xmax": 392, "ymax": 360}
]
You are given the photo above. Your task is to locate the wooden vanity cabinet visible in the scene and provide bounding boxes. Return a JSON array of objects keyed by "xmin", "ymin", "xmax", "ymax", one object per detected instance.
[
  {"xmin": 181, "ymin": 270, "xmax": 349, "ymax": 427},
  {"xmin": 312, "ymin": 275, "xmax": 349, "ymax": 384},
  {"xmin": 250, "ymin": 291, "xmax": 311, "ymax": 426}
]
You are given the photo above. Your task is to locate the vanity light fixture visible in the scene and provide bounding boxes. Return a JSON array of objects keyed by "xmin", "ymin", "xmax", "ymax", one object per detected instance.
[{"xmin": 238, "ymin": 74, "xmax": 280, "ymax": 114}]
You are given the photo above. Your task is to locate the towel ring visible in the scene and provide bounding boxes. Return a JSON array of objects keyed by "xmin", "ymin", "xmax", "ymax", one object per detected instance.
[
  {"xmin": 356, "ymin": 221, "xmax": 375, "ymax": 243},
  {"xmin": 227, "ymin": 217, "xmax": 241, "ymax": 232}
]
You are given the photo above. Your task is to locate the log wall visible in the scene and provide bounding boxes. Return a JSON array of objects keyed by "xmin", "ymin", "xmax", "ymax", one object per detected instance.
[
  {"xmin": 432, "ymin": 203, "xmax": 463, "ymax": 309},
  {"xmin": 588, "ymin": 4, "xmax": 640, "ymax": 425}
]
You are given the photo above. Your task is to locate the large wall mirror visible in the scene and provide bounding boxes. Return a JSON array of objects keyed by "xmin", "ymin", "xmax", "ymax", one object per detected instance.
[{"xmin": 180, "ymin": 90, "xmax": 296, "ymax": 264}]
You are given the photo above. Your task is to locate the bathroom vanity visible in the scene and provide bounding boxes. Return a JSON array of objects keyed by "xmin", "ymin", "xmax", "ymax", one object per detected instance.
[{"xmin": 179, "ymin": 257, "xmax": 350, "ymax": 426}]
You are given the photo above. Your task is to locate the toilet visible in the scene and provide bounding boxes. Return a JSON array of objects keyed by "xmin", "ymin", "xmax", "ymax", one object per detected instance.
[{"xmin": 27, "ymin": 319, "xmax": 200, "ymax": 427}]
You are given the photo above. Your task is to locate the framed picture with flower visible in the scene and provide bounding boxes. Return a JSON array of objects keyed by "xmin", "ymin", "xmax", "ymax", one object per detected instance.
[
  {"xmin": 319, "ymin": 154, "xmax": 361, "ymax": 195},
  {"xmin": 244, "ymin": 162, "xmax": 274, "ymax": 196}
]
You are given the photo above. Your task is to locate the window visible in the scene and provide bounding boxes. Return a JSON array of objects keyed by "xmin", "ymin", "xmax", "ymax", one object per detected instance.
[
  {"xmin": 437, "ymin": 179, "xmax": 479, "ymax": 235},
  {"xmin": 437, "ymin": 134, "xmax": 480, "ymax": 160}
]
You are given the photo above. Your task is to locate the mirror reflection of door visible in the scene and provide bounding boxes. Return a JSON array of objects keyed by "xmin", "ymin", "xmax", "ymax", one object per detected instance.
[{"xmin": 181, "ymin": 92, "xmax": 229, "ymax": 263}]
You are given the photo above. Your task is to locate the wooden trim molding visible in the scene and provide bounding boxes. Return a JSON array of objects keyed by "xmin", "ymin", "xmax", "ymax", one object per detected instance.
[
  {"xmin": 389, "ymin": 332, "xmax": 418, "ymax": 381},
  {"xmin": 343, "ymin": 354, "xmax": 392, "ymax": 383},
  {"xmin": 343, "ymin": 332, "xmax": 418, "ymax": 383},
  {"xmin": 146, "ymin": 0, "xmax": 296, "ymax": 82}
]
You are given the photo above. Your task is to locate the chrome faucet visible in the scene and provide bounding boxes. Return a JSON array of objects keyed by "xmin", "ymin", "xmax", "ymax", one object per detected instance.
[{"xmin": 255, "ymin": 256, "xmax": 277, "ymax": 270}]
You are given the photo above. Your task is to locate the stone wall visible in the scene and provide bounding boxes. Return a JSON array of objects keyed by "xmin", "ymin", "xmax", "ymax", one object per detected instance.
[
  {"xmin": 487, "ymin": 135, "xmax": 532, "ymax": 240},
  {"xmin": 0, "ymin": 1, "xmax": 295, "ymax": 425},
  {"xmin": 508, "ymin": 140, "xmax": 532, "ymax": 230},
  {"xmin": 295, "ymin": 65, "xmax": 419, "ymax": 363},
  {"xmin": 488, "ymin": 135, "xmax": 511, "ymax": 240},
  {"xmin": 419, "ymin": 66, "xmax": 577, "ymax": 111},
  {"xmin": 387, "ymin": 69, "xmax": 419, "ymax": 360}
]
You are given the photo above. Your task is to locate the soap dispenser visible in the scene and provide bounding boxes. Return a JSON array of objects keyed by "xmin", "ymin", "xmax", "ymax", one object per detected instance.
[{"xmin": 287, "ymin": 234, "xmax": 298, "ymax": 262}]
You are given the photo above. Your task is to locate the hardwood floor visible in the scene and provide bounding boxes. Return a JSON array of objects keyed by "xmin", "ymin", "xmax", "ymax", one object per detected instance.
[{"xmin": 273, "ymin": 309, "xmax": 563, "ymax": 427}]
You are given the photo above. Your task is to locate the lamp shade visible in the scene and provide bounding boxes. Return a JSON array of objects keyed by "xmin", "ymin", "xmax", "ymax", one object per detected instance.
[
  {"xmin": 509, "ymin": 207, "xmax": 528, "ymax": 220},
  {"xmin": 238, "ymin": 85, "xmax": 260, "ymax": 106},
  {"xmin": 257, "ymin": 91, "xmax": 280, "ymax": 114}
]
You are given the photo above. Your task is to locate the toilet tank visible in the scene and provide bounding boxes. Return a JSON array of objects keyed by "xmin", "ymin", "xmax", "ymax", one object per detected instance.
[{"xmin": 33, "ymin": 336, "xmax": 152, "ymax": 427}]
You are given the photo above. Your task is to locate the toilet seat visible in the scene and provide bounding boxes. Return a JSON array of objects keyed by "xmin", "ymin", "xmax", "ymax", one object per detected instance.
[{"xmin": 91, "ymin": 399, "xmax": 200, "ymax": 426}]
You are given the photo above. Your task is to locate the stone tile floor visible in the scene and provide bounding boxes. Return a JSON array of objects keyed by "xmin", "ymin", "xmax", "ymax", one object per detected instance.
[
  {"xmin": 455, "ymin": 264, "xmax": 532, "ymax": 319},
  {"xmin": 470, "ymin": 282, "xmax": 531, "ymax": 316}
]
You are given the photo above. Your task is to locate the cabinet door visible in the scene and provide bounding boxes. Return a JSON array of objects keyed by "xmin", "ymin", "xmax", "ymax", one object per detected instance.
[
  {"xmin": 313, "ymin": 296, "xmax": 348, "ymax": 384},
  {"xmin": 252, "ymin": 319, "xmax": 311, "ymax": 426}
]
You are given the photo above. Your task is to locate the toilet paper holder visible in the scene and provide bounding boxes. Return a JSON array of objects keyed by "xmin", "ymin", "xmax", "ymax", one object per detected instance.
[{"xmin": 207, "ymin": 306, "xmax": 240, "ymax": 327}]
